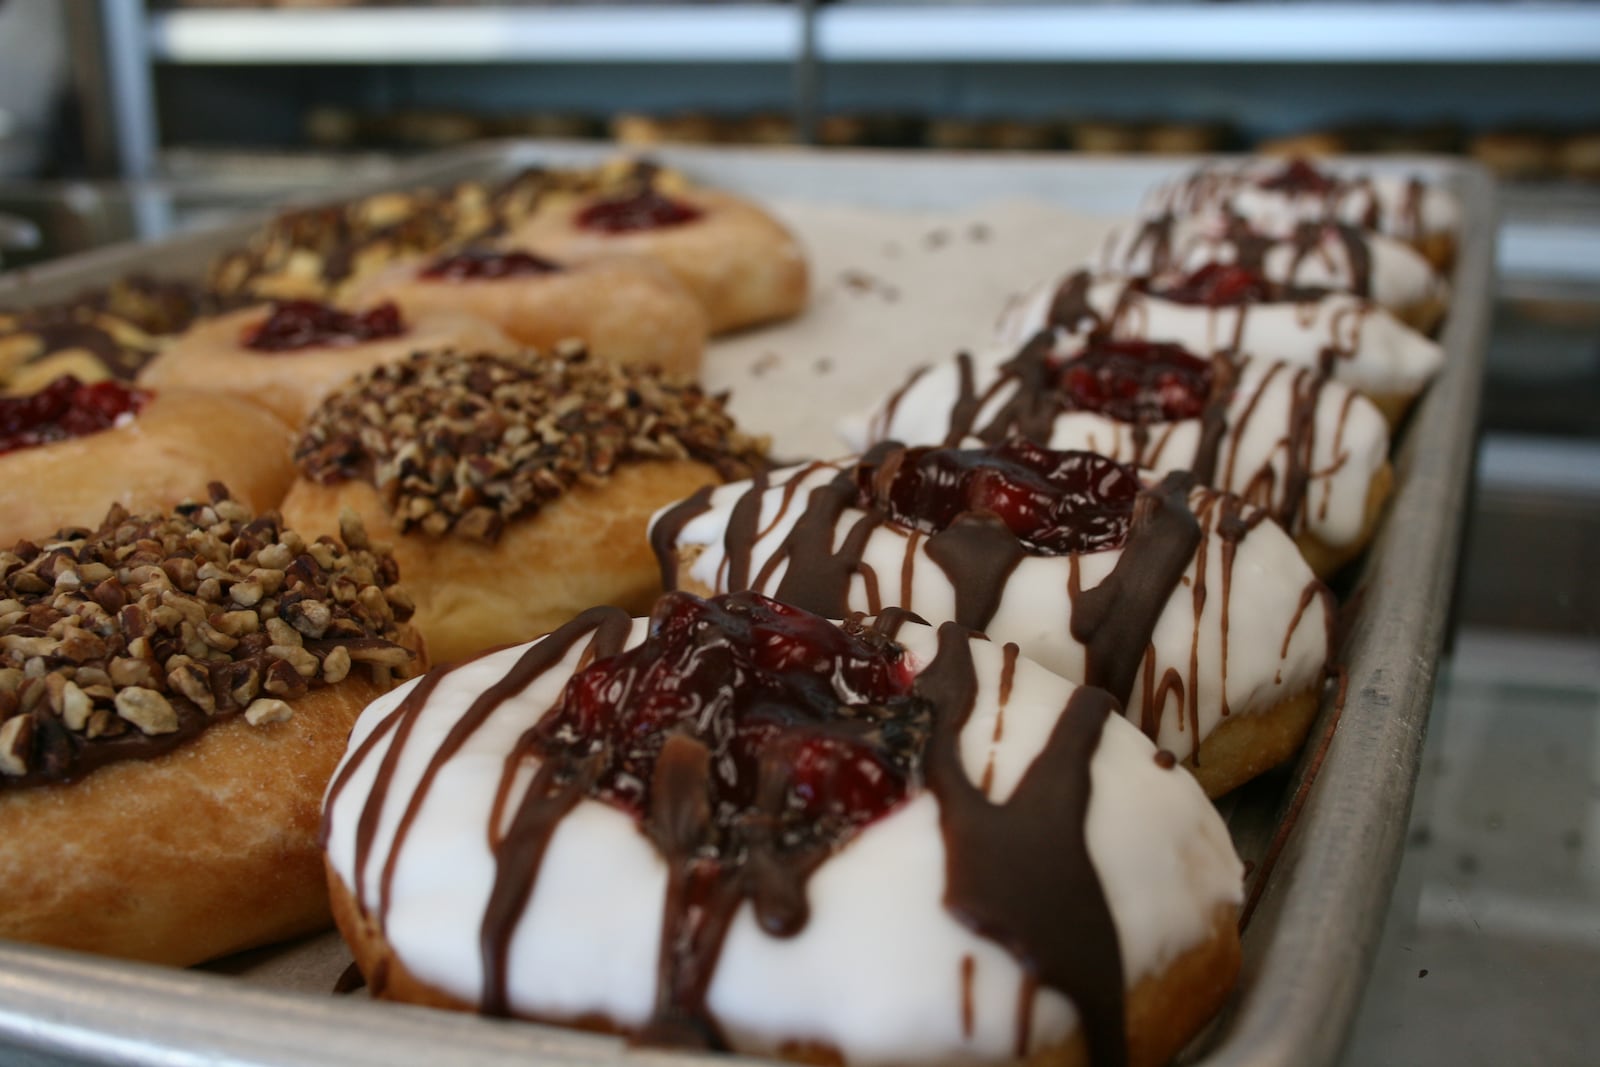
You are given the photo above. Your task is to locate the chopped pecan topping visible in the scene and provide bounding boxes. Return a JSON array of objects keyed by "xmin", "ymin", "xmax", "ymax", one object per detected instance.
[
  {"xmin": 0, "ymin": 485, "xmax": 416, "ymax": 789},
  {"xmin": 295, "ymin": 350, "xmax": 768, "ymax": 543}
]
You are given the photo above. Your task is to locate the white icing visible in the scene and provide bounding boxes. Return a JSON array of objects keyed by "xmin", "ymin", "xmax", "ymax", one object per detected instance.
[
  {"xmin": 843, "ymin": 350, "xmax": 1390, "ymax": 551},
  {"xmin": 1092, "ymin": 212, "xmax": 1450, "ymax": 315},
  {"xmin": 324, "ymin": 616, "xmax": 1243, "ymax": 1066},
  {"xmin": 662, "ymin": 462, "xmax": 1330, "ymax": 755},
  {"xmin": 1139, "ymin": 161, "xmax": 1462, "ymax": 240},
  {"xmin": 992, "ymin": 273, "xmax": 1443, "ymax": 401}
]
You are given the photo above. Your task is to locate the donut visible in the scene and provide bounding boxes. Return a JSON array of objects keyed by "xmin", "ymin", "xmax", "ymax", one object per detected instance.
[
  {"xmin": 1091, "ymin": 212, "xmax": 1450, "ymax": 334},
  {"xmin": 280, "ymin": 349, "xmax": 768, "ymax": 665},
  {"xmin": 0, "ymin": 375, "xmax": 296, "ymax": 547},
  {"xmin": 138, "ymin": 299, "xmax": 517, "ymax": 428},
  {"xmin": 1141, "ymin": 158, "xmax": 1461, "ymax": 270},
  {"xmin": 507, "ymin": 166, "xmax": 809, "ymax": 334},
  {"xmin": 994, "ymin": 268, "xmax": 1444, "ymax": 423},
  {"xmin": 1468, "ymin": 129, "xmax": 1558, "ymax": 182},
  {"xmin": 322, "ymin": 589, "xmax": 1245, "ymax": 1067},
  {"xmin": 0, "ymin": 487, "xmax": 422, "ymax": 966},
  {"xmin": 844, "ymin": 335, "xmax": 1392, "ymax": 576},
  {"xmin": 652, "ymin": 445, "xmax": 1333, "ymax": 797},
  {"xmin": 344, "ymin": 249, "xmax": 707, "ymax": 375}
]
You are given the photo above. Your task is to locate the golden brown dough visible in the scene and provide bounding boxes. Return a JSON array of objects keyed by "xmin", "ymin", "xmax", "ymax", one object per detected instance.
[
  {"xmin": 345, "ymin": 255, "xmax": 707, "ymax": 375},
  {"xmin": 139, "ymin": 303, "xmax": 517, "ymax": 428},
  {"xmin": 0, "ymin": 387, "xmax": 295, "ymax": 547}
]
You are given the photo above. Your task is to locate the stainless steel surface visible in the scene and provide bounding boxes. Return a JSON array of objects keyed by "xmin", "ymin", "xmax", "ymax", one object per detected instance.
[
  {"xmin": 0, "ymin": 144, "xmax": 1494, "ymax": 1067},
  {"xmin": 64, "ymin": 0, "xmax": 158, "ymax": 180}
]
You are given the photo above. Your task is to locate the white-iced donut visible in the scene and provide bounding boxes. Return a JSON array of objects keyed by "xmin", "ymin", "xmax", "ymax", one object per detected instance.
[
  {"xmin": 994, "ymin": 271, "xmax": 1443, "ymax": 421},
  {"xmin": 323, "ymin": 592, "xmax": 1244, "ymax": 1067},
  {"xmin": 651, "ymin": 451, "xmax": 1332, "ymax": 795}
]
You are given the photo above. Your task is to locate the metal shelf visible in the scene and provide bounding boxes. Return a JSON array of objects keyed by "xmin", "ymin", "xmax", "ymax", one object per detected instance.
[{"xmin": 146, "ymin": 5, "xmax": 802, "ymax": 64}]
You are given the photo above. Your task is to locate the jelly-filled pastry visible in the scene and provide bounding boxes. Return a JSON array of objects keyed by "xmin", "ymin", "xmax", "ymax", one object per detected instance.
[
  {"xmin": 994, "ymin": 268, "xmax": 1444, "ymax": 422},
  {"xmin": 653, "ymin": 444, "xmax": 1333, "ymax": 796},
  {"xmin": 508, "ymin": 164, "xmax": 808, "ymax": 334},
  {"xmin": 1140, "ymin": 158, "xmax": 1460, "ymax": 269},
  {"xmin": 844, "ymin": 335, "xmax": 1392, "ymax": 576},
  {"xmin": 140, "ymin": 299, "xmax": 517, "ymax": 429},
  {"xmin": 0, "ymin": 375, "xmax": 295, "ymax": 547},
  {"xmin": 1090, "ymin": 212, "xmax": 1450, "ymax": 334},
  {"xmin": 323, "ymin": 590, "xmax": 1244, "ymax": 1067},
  {"xmin": 281, "ymin": 349, "xmax": 767, "ymax": 664},
  {"xmin": 0, "ymin": 488, "xmax": 422, "ymax": 966},
  {"xmin": 345, "ymin": 249, "xmax": 707, "ymax": 375}
]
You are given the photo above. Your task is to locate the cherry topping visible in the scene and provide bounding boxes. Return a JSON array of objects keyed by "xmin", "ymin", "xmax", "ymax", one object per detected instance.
[
  {"xmin": 533, "ymin": 591, "xmax": 926, "ymax": 841},
  {"xmin": 1057, "ymin": 338, "xmax": 1214, "ymax": 424},
  {"xmin": 0, "ymin": 375, "xmax": 150, "ymax": 456},
  {"xmin": 856, "ymin": 440, "xmax": 1141, "ymax": 555},
  {"xmin": 1258, "ymin": 158, "xmax": 1337, "ymax": 195},
  {"xmin": 575, "ymin": 189, "xmax": 704, "ymax": 234},
  {"xmin": 1156, "ymin": 263, "xmax": 1276, "ymax": 307},
  {"xmin": 243, "ymin": 300, "xmax": 405, "ymax": 353},
  {"xmin": 419, "ymin": 249, "xmax": 561, "ymax": 281}
]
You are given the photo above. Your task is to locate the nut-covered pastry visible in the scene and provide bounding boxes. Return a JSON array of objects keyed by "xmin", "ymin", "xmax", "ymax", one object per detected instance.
[
  {"xmin": 281, "ymin": 348, "xmax": 768, "ymax": 664},
  {"xmin": 1142, "ymin": 158, "xmax": 1461, "ymax": 269},
  {"xmin": 652, "ymin": 446, "xmax": 1333, "ymax": 797},
  {"xmin": 995, "ymin": 268, "xmax": 1444, "ymax": 423},
  {"xmin": 0, "ymin": 375, "xmax": 296, "ymax": 548},
  {"xmin": 844, "ymin": 335, "xmax": 1393, "ymax": 575},
  {"xmin": 139, "ymin": 299, "xmax": 517, "ymax": 428},
  {"xmin": 0, "ymin": 487, "xmax": 423, "ymax": 966},
  {"xmin": 345, "ymin": 249, "xmax": 707, "ymax": 375},
  {"xmin": 324, "ymin": 590, "xmax": 1245, "ymax": 1067},
  {"xmin": 1091, "ymin": 212, "xmax": 1450, "ymax": 333},
  {"xmin": 508, "ymin": 162, "xmax": 809, "ymax": 334}
]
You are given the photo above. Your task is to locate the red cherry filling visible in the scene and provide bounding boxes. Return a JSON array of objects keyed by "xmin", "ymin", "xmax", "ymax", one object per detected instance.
[
  {"xmin": 419, "ymin": 248, "xmax": 561, "ymax": 281},
  {"xmin": 1057, "ymin": 338, "xmax": 1214, "ymax": 424},
  {"xmin": 533, "ymin": 591, "xmax": 926, "ymax": 846},
  {"xmin": 575, "ymin": 189, "xmax": 704, "ymax": 234},
  {"xmin": 1155, "ymin": 263, "xmax": 1276, "ymax": 307},
  {"xmin": 0, "ymin": 375, "xmax": 150, "ymax": 456},
  {"xmin": 855, "ymin": 440, "xmax": 1140, "ymax": 555},
  {"xmin": 1258, "ymin": 158, "xmax": 1337, "ymax": 195},
  {"xmin": 243, "ymin": 300, "xmax": 405, "ymax": 352}
]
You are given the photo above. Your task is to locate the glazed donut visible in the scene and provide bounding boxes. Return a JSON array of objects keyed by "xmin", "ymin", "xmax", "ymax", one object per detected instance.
[
  {"xmin": 323, "ymin": 590, "xmax": 1244, "ymax": 1067},
  {"xmin": 0, "ymin": 376, "xmax": 295, "ymax": 547},
  {"xmin": 1140, "ymin": 158, "xmax": 1460, "ymax": 270},
  {"xmin": 844, "ymin": 336, "xmax": 1393, "ymax": 576},
  {"xmin": 1091, "ymin": 212, "xmax": 1450, "ymax": 334},
  {"xmin": 0, "ymin": 487, "xmax": 422, "ymax": 966},
  {"xmin": 344, "ymin": 249, "xmax": 707, "ymax": 375},
  {"xmin": 652, "ymin": 445, "xmax": 1333, "ymax": 797},
  {"xmin": 507, "ymin": 168, "xmax": 809, "ymax": 334},
  {"xmin": 994, "ymin": 269, "xmax": 1444, "ymax": 423},
  {"xmin": 280, "ymin": 349, "xmax": 768, "ymax": 665},
  {"xmin": 139, "ymin": 299, "xmax": 517, "ymax": 428}
]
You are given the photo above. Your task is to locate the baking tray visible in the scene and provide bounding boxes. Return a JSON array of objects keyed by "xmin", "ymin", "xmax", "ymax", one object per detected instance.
[{"xmin": 0, "ymin": 143, "xmax": 1495, "ymax": 1067}]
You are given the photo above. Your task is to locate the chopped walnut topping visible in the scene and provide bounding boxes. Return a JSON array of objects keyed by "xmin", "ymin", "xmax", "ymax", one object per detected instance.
[
  {"xmin": 295, "ymin": 350, "xmax": 768, "ymax": 543},
  {"xmin": 0, "ymin": 485, "xmax": 416, "ymax": 789}
]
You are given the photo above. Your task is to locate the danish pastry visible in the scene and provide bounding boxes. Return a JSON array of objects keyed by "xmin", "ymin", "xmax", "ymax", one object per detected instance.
[
  {"xmin": 652, "ymin": 444, "xmax": 1333, "ymax": 796},
  {"xmin": 0, "ymin": 488, "xmax": 422, "ymax": 966},
  {"xmin": 323, "ymin": 590, "xmax": 1244, "ymax": 1067},
  {"xmin": 281, "ymin": 349, "xmax": 767, "ymax": 664}
]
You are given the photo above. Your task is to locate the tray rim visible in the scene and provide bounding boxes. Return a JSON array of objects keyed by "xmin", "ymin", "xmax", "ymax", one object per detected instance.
[{"xmin": 0, "ymin": 142, "xmax": 1496, "ymax": 1067}]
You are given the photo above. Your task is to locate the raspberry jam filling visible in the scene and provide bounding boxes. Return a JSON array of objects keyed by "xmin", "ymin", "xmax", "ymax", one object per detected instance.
[
  {"xmin": 419, "ymin": 249, "xmax": 561, "ymax": 281},
  {"xmin": 0, "ymin": 375, "xmax": 150, "ymax": 455},
  {"xmin": 856, "ymin": 439, "xmax": 1141, "ymax": 555},
  {"xmin": 243, "ymin": 300, "xmax": 405, "ymax": 352},
  {"xmin": 1056, "ymin": 338, "xmax": 1214, "ymax": 423},
  {"xmin": 1155, "ymin": 263, "xmax": 1276, "ymax": 306},
  {"xmin": 533, "ymin": 591, "xmax": 927, "ymax": 843},
  {"xmin": 576, "ymin": 189, "xmax": 704, "ymax": 234},
  {"xmin": 1258, "ymin": 157, "xmax": 1337, "ymax": 195}
]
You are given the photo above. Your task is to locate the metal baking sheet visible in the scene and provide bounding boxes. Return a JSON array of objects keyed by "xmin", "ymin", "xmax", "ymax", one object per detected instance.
[{"xmin": 0, "ymin": 143, "xmax": 1494, "ymax": 1067}]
